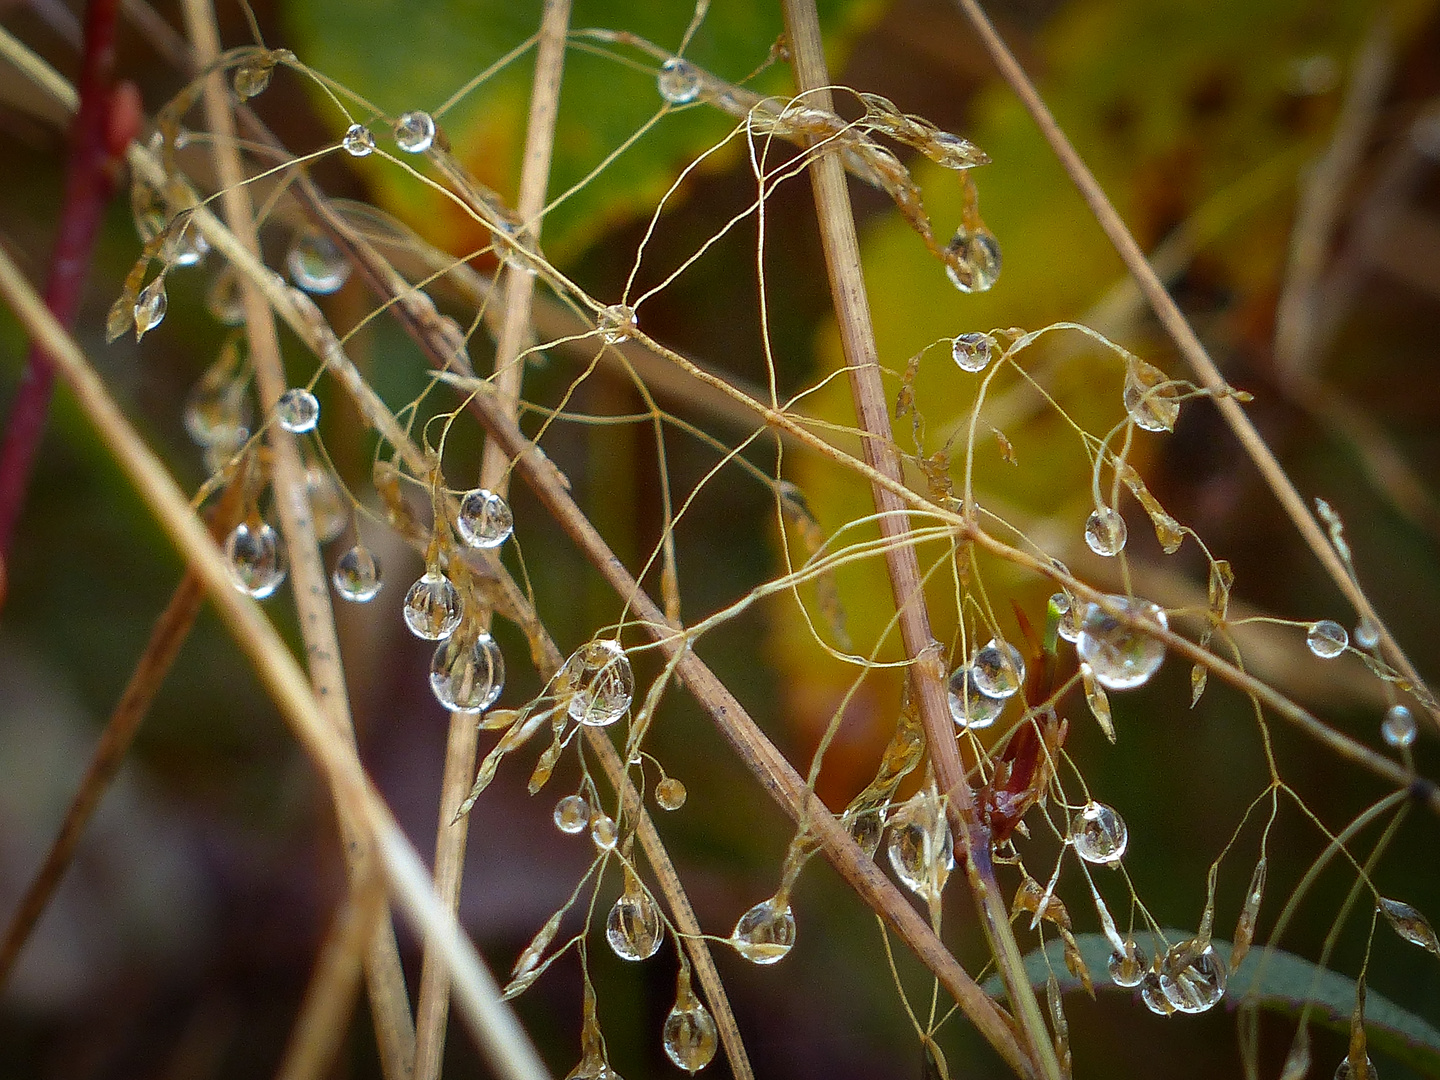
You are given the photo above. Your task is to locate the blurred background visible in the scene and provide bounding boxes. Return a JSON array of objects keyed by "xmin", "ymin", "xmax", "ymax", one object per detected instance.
[{"xmin": 0, "ymin": 0, "xmax": 1438, "ymax": 1078}]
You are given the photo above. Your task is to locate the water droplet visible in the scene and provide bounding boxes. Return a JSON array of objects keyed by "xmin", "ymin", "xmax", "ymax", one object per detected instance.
[
  {"xmin": 134, "ymin": 276, "xmax": 168, "ymax": 338},
  {"xmin": 886, "ymin": 790, "xmax": 954, "ymax": 902},
  {"xmin": 663, "ymin": 974, "xmax": 718, "ymax": 1073},
  {"xmin": 1077, "ymin": 596, "xmax": 1168, "ymax": 690},
  {"xmin": 946, "ymin": 665, "xmax": 1004, "ymax": 729},
  {"xmin": 1354, "ymin": 619, "xmax": 1379, "ymax": 649},
  {"xmin": 1334, "ymin": 1055, "xmax": 1377, "ymax": 1080},
  {"xmin": 1052, "ymin": 592, "xmax": 1081, "ymax": 643},
  {"xmin": 1107, "ymin": 940, "xmax": 1148, "ymax": 988},
  {"xmin": 655, "ymin": 777, "xmax": 687, "ymax": 811},
  {"xmin": 926, "ymin": 130, "xmax": 988, "ymax": 170},
  {"xmin": 731, "ymin": 897, "xmax": 795, "ymax": 964},
  {"xmin": 286, "ymin": 230, "xmax": 350, "ymax": 294},
  {"xmin": 559, "ymin": 640, "xmax": 634, "ymax": 726},
  {"xmin": 232, "ymin": 53, "xmax": 280, "ymax": 99},
  {"xmin": 951, "ymin": 332, "xmax": 993, "ymax": 373},
  {"xmin": 1382, "ymin": 704, "xmax": 1416, "ymax": 748},
  {"xmin": 305, "ymin": 465, "xmax": 348, "ymax": 543},
  {"xmin": 332, "ymin": 545, "xmax": 381, "ymax": 602},
  {"xmin": 1084, "ymin": 506, "xmax": 1127, "ymax": 556},
  {"xmin": 1069, "ymin": 801, "xmax": 1128, "ymax": 865},
  {"xmin": 944, "ymin": 225, "xmax": 1001, "ymax": 293},
  {"xmin": 1123, "ymin": 359, "xmax": 1181, "ymax": 432},
  {"xmin": 456, "ymin": 488, "xmax": 513, "ymax": 548},
  {"xmin": 847, "ymin": 807, "xmax": 884, "ymax": 858},
  {"xmin": 341, "ymin": 123, "xmax": 375, "ymax": 157},
  {"xmin": 430, "ymin": 629, "xmax": 505, "ymax": 713},
  {"xmin": 606, "ymin": 880, "xmax": 664, "ymax": 961},
  {"xmin": 657, "ymin": 58, "xmax": 701, "ymax": 105},
  {"xmin": 1307, "ymin": 620, "xmax": 1348, "ymax": 658},
  {"xmin": 598, "ymin": 303, "xmax": 638, "ymax": 344},
  {"xmin": 1377, "ymin": 897, "xmax": 1440, "ymax": 956},
  {"xmin": 1139, "ymin": 972, "xmax": 1175, "ymax": 1015},
  {"xmin": 1157, "ymin": 940, "xmax": 1227, "ymax": 1013},
  {"xmin": 590, "ymin": 813, "xmax": 618, "ymax": 851},
  {"xmin": 971, "ymin": 638, "xmax": 1025, "ymax": 698},
  {"xmin": 275, "ymin": 388, "xmax": 319, "ymax": 433},
  {"xmin": 225, "ymin": 522, "xmax": 286, "ymax": 599},
  {"xmin": 403, "ymin": 571, "xmax": 463, "ymax": 640},
  {"xmin": 184, "ymin": 359, "xmax": 250, "ymax": 448},
  {"xmin": 162, "ymin": 216, "xmax": 209, "ymax": 267},
  {"xmin": 394, "ymin": 110, "xmax": 436, "ymax": 153},
  {"xmin": 554, "ymin": 794, "xmax": 590, "ymax": 834}
]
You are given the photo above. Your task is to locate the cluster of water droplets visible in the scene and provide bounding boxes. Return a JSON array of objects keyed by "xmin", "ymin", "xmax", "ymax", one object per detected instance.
[
  {"xmin": 557, "ymin": 640, "xmax": 634, "ymax": 727},
  {"xmin": 946, "ymin": 636, "xmax": 1025, "ymax": 730}
]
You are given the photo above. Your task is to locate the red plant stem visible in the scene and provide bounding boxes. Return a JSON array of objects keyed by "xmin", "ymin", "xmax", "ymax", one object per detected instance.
[{"xmin": 0, "ymin": 0, "xmax": 129, "ymax": 566}]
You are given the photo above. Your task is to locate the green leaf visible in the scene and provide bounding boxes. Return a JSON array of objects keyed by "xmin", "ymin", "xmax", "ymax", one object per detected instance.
[{"xmin": 982, "ymin": 932, "xmax": 1440, "ymax": 1076}]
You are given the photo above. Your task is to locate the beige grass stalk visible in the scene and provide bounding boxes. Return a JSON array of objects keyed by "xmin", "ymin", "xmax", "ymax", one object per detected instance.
[
  {"xmin": 176, "ymin": 2, "xmax": 416, "ymax": 1074},
  {"xmin": 0, "ymin": 239, "xmax": 553, "ymax": 1080}
]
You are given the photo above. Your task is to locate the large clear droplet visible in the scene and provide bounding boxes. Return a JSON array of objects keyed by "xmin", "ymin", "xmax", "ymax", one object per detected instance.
[
  {"xmin": 1107, "ymin": 940, "xmax": 1148, "ymax": 988},
  {"xmin": 1084, "ymin": 506, "xmax": 1127, "ymax": 556},
  {"xmin": 951, "ymin": 331, "xmax": 994, "ymax": 373},
  {"xmin": 1354, "ymin": 619, "xmax": 1379, "ymax": 649},
  {"xmin": 971, "ymin": 638, "xmax": 1025, "ymax": 698},
  {"xmin": 944, "ymin": 225, "xmax": 1001, "ymax": 293},
  {"xmin": 1377, "ymin": 897, "xmax": 1440, "ymax": 956},
  {"xmin": 232, "ymin": 58, "xmax": 272, "ymax": 99},
  {"xmin": 663, "ymin": 976, "xmax": 718, "ymax": 1073},
  {"xmin": 590, "ymin": 813, "xmax": 618, "ymax": 851},
  {"xmin": 134, "ymin": 276, "xmax": 168, "ymax": 338},
  {"xmin": 1076, "ymin": 596, "xmax": 1168, "ymax": 690},
  {"xmin": 598, "ymin": 303, "xmax": 638, "ymax": 344},
  {"xmin": 306, "ymin": 465, "xmax": 348, "ymax": 543},
  {"xmin": 332, "ymin": 545, "xmax": 381, "ymax": 602},
  {"xmin": 657, "ymin": 58, "xmax": 701, "ymax": 105},
  {"xmin": 286, "ymin": 230, "xmax": 350, "ymax": 294},
  {"xmin": 1382, "ymin": 704, "xmax": 1417, "ymax": 748},
  {"xmin": 1158, "ymin": 941, "xmax": 1227, "ymax": 1013},
  {"xmin": 1123, "ymin": 359, "xmax": 1181, "ymax": 432},
  {"xmin": 553, "ymin": 794, "xmax": 589, "ymax": 834},
  {"xmin": 456, "ymin": 488, "xmax": 513, "ymax": 549},
  {"xmin": 947, "ymin": 665, "xmax": 1004, "ymax": 729},
  {"xmin": 1069, "ymin": 801, "xmax": 1128, "ymax": 865},
  {"xmin": 655, "ymin": 777, "xmax": 687, "ymax": 811},
  {"xmin": 430, "ymin": 630, "xmax": 505, "ymax": 713},
  {"xmin": 731, "ymin": 898, "xmax": 795, "ymax": 965},
  {"xmin": 275, "ymin": 388, "xmax": 319, "ymax": 433},
  {"xmin": 1334, "ymin": 1055, "xmax": 1377, "ymax": 1080},
  {"xmin": 394, "ymin": 110, "xmax": 436, "ymax": 153},
  {"xmin": 885, "ymin": 790, "xmax": 954, "ymax": 902},
  {"xmin": 341, "ymin": 123, "xmax": 375, "ymax": 156},
  {"xmin": 225, "ymin": 522, "xmax": 286, "ymax": 599},
  {"xmin": 403, "ymin": 571, "xmax": 463, "ymax": 640},
  {"xmin": 606, "ymin": 882, "xmax": 664, "ymax": 961},
  {"xmin": 559, "ymin": 640, "xmax": 634, "ymax": 727},
  {"xmin": 1306, "ymin": 619, "xmax": 1348, "ymax": 658}
]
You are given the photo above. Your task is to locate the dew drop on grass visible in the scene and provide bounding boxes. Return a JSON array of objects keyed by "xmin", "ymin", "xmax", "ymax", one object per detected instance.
[
  {"xmin": 332, "ymin": 545, "xmax": 382, "ymax": 602},
  {"xmin": 1158, "ymin": 940, "xmax": 1227, "ymax": 1013},
  {"xmin": 394, "ymin": 110, "xmax": 436, "ymax": 153},
  {"xmin": 225, "ymin": 522, "xmax": 286, "ymax": 599},
  {"xmin": 731, "ymin": 897, "xmax": 796, "ymax": 964},
  {"xmin": 598, "ymin": 303, "xmax": 638, "ymax": 344},
  {"xmin": 134, "ymin": 276, "xmax": 168, "ymax": 338},
  {"xmin": 1077, "ymin": 596, "xmax": 1168, "ymax": 690},
  {"xmin": 341, "ymin": 123, "xmax": 375, "ymax": 156},
  {"xmin": 944, "ymin": 225, "xmax": 1001, "ymax": 293},
  {"xmin": 951, "ymin": 332, "xmax": 993, "ymax": 373},
  {"xmin": 553, "ymin": 794, "xmax": 589, "ymax": 834},
  {"xmin": 1052, "ymin": 592, "xmax": 1081, "ymax": 643},
  {"xmin": 1377, "ymin": 897, "xmax": 1440, "ymax": 955},
  {"xmin": 1140, "ymin": 972, "xmax": 1174, "ymax": 1015},
  {"xmin": 1307, "ymin": 619, "xmax": 1349, "ymax": 658},
  {"xmin": 162, "ymin": 216, "xmax": 209, "ymax": 267},
  {"xmin": 606, "ymin": 877, "xmax": 664, "ymax": 961},
  {"xmin": 559, "ymin": 640, "xmax": 634, "ymax": 726},
  {"xmin": 232, "ymin": 56, "xmax": 275, "ymax": 99},
  {"xmin": 1123, "ymin": 358, "xmax": 1181, "ymax": 432},
  {"xmin": 657, "ymin": 58, "xmax": 701, "ymax": 105},
  {"xmin": 286, "ymin": 230, "xmax": 350, "ymax": 294},
  {"xmin": 1354, "ymin": 619, "xmax": 1379, "ymax": 649},
  {"xmin": 655, "ymin": 777, "xmax": 687, "ymax": 811},
  {"xmin": 456, "ymin": 488, "xmax": 513, "ymax": 548},
  {"xmin": 971, "ymin": 638, "xmax": 1025, "ymax": 698},
  {"xmin": 886, "ymin": 790, "xmax": 954, "ymax": 902},
  {"xmin": 1069, "ymin": 801, "xmax": 1128, "ymax": 865},
  {"xmin": 430, "ymin": 630, "xmax": 504, "ymax": 713},
  {"xmin": 403, "ymin": 571, "xmax": 462, "ymax": 640},
  {"xmin": 947, "ymin": 665, "xmax": 1004, "ymax": 729},
  {"xmin": 663, "ymin": 970, "xmax": 718, "ymax": 1073},
  {"xmin": 590, "ymin": 813, "xmax": 618, "ymax": 851},
  {"xmin": 1084, "ymin": 506, "xmax": 1127, "ymax": 556},
  {"xmin": 1382, "ymin": 705, "xmax": 1417, "ymax": 748},
  {"xmin": 275, "ymin": 388, "xmax": 319, "ymax": 433},
  {"xmin": 1107, "ymin": 940, "xmax": 1148, "ymax": 988},
  {"xmin": 306, "ymin": 465, "xmax": 348, "ymax": 543}
]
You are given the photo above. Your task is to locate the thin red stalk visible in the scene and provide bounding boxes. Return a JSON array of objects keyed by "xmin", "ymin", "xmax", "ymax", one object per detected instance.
[{"xmin": 0, "ymin": 0, "xmax": 133, "ymax": 565}]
